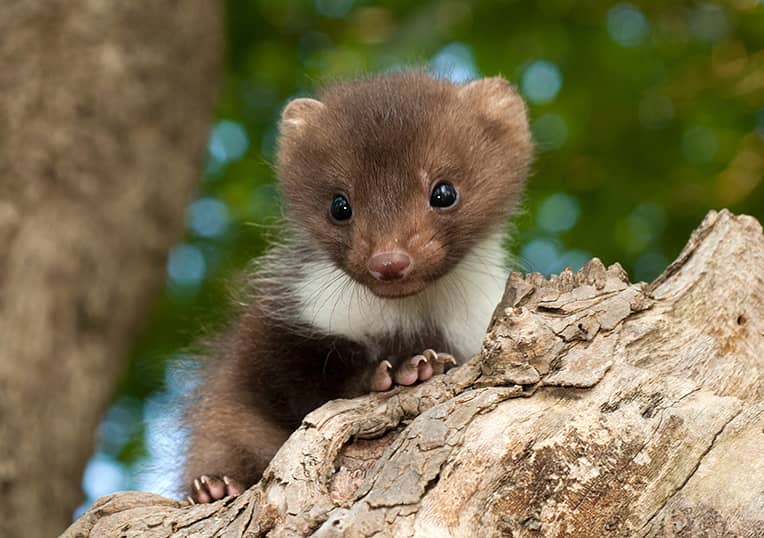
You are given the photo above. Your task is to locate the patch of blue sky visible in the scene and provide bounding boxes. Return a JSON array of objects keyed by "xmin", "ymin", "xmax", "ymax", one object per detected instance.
[
  {"xmin": 431, "ymin": 42, "xmax": 480, "ymax": 83},
  {"xmin": 521, "ymin": 61, "xmax": 562, "ymax": 105},
  {"xmin": 607, "ymin": 4, "xmax": 650, "ymax": 47}
]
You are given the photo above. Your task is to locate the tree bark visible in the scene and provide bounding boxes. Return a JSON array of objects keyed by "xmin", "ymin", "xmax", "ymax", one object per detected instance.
[
  {"xmin": 0, "ymin": 2, "xmax": 221, "ymax": 537},
  {"xmin": 64, "ymin": 210, "xmax": 763, "ymax": 538}
]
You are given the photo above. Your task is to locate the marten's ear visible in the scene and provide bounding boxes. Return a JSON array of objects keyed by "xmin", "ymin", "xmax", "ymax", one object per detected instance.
[
  {"xmin": 458, "ymin": 77, "xmax": 527, "ymax": 123},
  {"xmin": 281, "ymin": 98, "xmax": 326, "ymax": 133},
  {"xmin": 458, "ymin": 77, "xmax": 531, "ymax": 152}
]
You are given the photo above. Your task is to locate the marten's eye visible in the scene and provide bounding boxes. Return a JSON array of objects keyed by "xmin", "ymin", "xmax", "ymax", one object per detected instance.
[
  {"xmin": 430, "ymin": 181, "xmax": 458, "ymax": 208},
  {"xmin": 330, "ymin": 194, "xmax": 352, "ymax": 222}
]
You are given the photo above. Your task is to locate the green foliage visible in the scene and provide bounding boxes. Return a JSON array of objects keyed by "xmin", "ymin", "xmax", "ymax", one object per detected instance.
[{"xmin": 80, "ymin": 0, "xmax": 763, "ymax": 509}]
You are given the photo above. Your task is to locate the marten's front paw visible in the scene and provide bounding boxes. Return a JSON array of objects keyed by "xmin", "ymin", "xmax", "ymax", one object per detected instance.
[
  {"xmin": 370, "ymin": 349, "xmax": 456, "ymax": 391},
  {"xmin": 187, "ymin": 475, "xmax": 244, "ymax": 504}
]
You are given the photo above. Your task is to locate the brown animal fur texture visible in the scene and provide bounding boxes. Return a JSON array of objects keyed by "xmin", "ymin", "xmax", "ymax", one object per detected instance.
[{"xmin": 184, "ymin": 70, "xmax": 533, "ymax": 503}]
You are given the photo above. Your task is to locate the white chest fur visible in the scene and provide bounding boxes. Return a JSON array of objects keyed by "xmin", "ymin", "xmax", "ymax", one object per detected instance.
[{"xmin": 292, "ymin": 234, "xmax": 508, "ymax": 360}]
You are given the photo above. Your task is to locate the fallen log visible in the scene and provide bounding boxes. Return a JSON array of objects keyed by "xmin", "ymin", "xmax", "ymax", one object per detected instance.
[{"xmin": 63, "ymin": 209, "xmax": 764, "ymax": 537}]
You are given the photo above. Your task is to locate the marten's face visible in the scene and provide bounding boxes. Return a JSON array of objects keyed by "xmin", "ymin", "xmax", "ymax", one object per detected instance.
[{"xmin": 277, "ymin": 72, "xmax": 532, "ymax": 298}]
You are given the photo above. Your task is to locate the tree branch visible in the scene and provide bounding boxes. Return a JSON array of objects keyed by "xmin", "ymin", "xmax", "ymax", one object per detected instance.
[{"xmin": 64, "ymin": 209, "xmax": 764, "ymax": 537}]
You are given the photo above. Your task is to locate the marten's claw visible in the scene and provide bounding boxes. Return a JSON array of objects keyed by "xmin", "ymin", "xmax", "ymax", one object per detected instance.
[
  {"xmin": 422, "ymin": 349, "xmax": 457, "ymax": 376},
  {"xmin": 189, "ymin": 474, "xmax": 244, "ymax": 504},
  {"xmin": 394, "ymin": 354, "xmax": 427, "ymax": 385},
  {"xmin": 370, "ymin": 351, "xmax": 456, "ymax": 392},
  {"xmin": 370, "ymin": 360, "xmax": 393, "ymax": 391}
]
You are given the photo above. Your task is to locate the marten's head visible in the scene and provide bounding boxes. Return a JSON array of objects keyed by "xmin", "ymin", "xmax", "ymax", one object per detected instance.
[{"xmin": 276, "ymin": 71, "xmax": 532, "ymax": 299}]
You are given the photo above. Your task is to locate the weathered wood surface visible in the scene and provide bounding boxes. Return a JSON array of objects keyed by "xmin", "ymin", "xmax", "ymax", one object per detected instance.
[{"xmin": 63, "ymin": 209, "xmax": 764, "ymax": 538}]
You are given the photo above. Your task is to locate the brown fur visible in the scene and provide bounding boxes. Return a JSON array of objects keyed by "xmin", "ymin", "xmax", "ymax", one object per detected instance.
[
  {"xmin": 183, "ymin": 70, "xmax": 532, "ymax": 495},
  {"xmin": 278, "ymin": 70, "xmax": 532, "ymax": 296}
]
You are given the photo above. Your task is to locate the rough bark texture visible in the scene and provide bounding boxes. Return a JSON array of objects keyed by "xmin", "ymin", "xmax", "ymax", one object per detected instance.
[
  {"xmin": 63, "ymin": 210, "xmax": 764, "ymax": 538},
  {"xmin": 0, "ymin": 2, "xmax": 221, "ymax": 537}
]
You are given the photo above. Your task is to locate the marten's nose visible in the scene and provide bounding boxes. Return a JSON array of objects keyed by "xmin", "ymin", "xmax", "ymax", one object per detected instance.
[{"xmin": 367, "ymin": 251, "xmax": 413, "ymax": 281}]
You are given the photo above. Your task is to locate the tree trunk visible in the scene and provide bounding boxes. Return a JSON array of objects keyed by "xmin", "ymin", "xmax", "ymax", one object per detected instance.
[
  {"xmin": 0, "ymin": 2, "xmax": 221, "ymax": 537},
  {"xmin": 63, "ymin": 210, "xmax": 763, "ymax": 538}
]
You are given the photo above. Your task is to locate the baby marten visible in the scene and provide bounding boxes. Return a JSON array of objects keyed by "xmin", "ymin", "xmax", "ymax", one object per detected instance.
[{"xmin": 185, "ymin": 70, "xmax": 532, "ymax": 503}]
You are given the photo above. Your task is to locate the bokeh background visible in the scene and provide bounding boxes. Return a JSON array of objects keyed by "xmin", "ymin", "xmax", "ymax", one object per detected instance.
[{"xmin": 76, "ymin": 0, "xmax": 764, "ymax": 516}]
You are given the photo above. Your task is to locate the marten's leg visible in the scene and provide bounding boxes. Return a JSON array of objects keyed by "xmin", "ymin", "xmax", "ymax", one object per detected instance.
[
  {"xmin": 184, "ymin": 366, "xmax": 292, "ymax": 503},
  {"xmin": 185, "ymin": 396, "xmax": 291, "ymax": 503}
]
